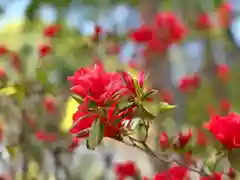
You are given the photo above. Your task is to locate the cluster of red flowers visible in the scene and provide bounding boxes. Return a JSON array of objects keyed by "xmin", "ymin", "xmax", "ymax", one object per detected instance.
[
  {"xmin": 39, "ymin": 24, "xmax": 61, "ymax": 57},
  {"xmin": 205, "ymin": 112, "xmax": 240, "ymax": 150},
  {"xmin": 114, "ymin": 162, "xmax": 190, "ymax": 179},
  {"xmin": 179, "ymin": 73, "xmax": 200, "ymax": 93},
  {"xmin": 130, "ymin": 12, "xmax": 186, "ymax": 55},
  {"xmin": 195, "ymin": 2, "xmax": 232, "ymax": 30},
  {"xmin": 68, "ymin": 61, "xmax": 152, "ymax": 143},
  {"xmin": 114, "ymin": 160, "xmax": 235, "ymax": 180},
  {"xmin": 92, "ymin": 25, "xmax": 102, "ymax": 42}
]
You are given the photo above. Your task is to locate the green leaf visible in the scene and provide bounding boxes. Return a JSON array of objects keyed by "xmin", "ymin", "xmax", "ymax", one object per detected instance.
[
  {"xmin": 142, "ymin": 101, "xmax": 176, "ymax": 120},
  {"xmin": 133, "ymin": 79, "xmax": 141, "ymax": 97},
  {"xmin": 159, "ymin": 102, "xmax": 176, "ymax": 112},
  {"xmin": 141, "ymin": 90, "xmax": 158, "ymax": 100},
  {"xmin": 72, "ymin": 94, "xmax": 83, "ymax": 104},
  {"xmin": 118, "ymin": 102, "xmax": 135, "ymax": 111},
  {"xmin": 86, "ymin": 118, "xmax": 104, "ymax": 150},
  {"xmin": 36, "ymin": 67, "xmax": 49, "ymax": 85},
  {"xmin": 142, "ymin": 101, "xmax": 159, "ymax": 117},
  {"xmin": 228, "ymin": 149, "xmax": 240, "ymax": 171},
  {"xmin": 204, "ymin": 150, "xmax": 218, "ymax": 172}
]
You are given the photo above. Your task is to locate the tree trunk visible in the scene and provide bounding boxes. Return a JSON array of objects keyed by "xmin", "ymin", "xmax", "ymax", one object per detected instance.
[{"xmin": 138, "ymin": 0, "xmax": 184, "ymax": 173}]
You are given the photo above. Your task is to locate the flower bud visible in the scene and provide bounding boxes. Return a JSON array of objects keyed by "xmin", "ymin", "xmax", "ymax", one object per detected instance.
[
  {"xmin": 159, "ymin": 132, "xmax": 169, "ymax": 150},
  {"xmin": 228, "ymin": 168, "xmax": 236, "ymax": 179}
]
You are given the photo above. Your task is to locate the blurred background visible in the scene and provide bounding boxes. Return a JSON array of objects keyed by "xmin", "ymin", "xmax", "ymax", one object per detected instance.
[{"xmin": 0, "ymin": 0, "xmax": 239, "ymax": 179}]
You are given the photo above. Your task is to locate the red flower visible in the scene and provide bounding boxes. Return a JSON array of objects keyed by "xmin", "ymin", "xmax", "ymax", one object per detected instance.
[
  {"xmin": 43, "ymin": 95, "xmax": 56, "ymax": 114},
  {"xmin": 159, "ymin": 132, "xmax": 169, "ymax": 149},
  {"xmin": 39, "ymin": 44, "xmax": 52, "ymax": 57},
  {"xmin": 218, "ymin": 2, "xmax": 232, "ymax": 28},
  {"xmin": 35, "ymin": 130, "xmax": 57, "ymax": 142},
  {"xmin": 0, "ymin": 68, "xmax": 6, "ymax": 79},
  {"xmin": 196, "ymin": 13, "xmax": 212, "ymax": 30},
  {"xmin": 153, "ymin": 165, "xmax": 189, "ymax": 180},
  {"xmin": 9, "ymin": 52, "xmax": 21, "ymax": 72},
  {"xmin": 0, "ymin": 45, "xmax": 8, "ymax": 56},
  {"xmin": 154, "ymin": 12, "xmax": 186, "ymax": 43},
  {"xmin": 153, "ymin": 171, "xmax": 168, "ymax": 180},
  {"xmin": 179, "ymin": 74, "xmax": 200, "ymax": 93},
  {"xmin": 68, "ymin": 62, "xmax": 126, "ymax": 106},
  {"xmin": 220, "ymin": 98, "xmax": 231, "ymax": 113},
  {"xmin": 205, "ymin": 113, "xmax": 240, "ymax": 150},
  {"xmin": 175, "ymin": 129, "xmax": 192, "ymax": 148},
  {"xmin": 228, "ymin": 168, "xmax": 236, "ymax": 179},
  {"xmin": 95, "ymin": 25, "xmax": 101, "ymax": 34},
  {"xmin": 130, "ymin": 24, "xmax": 153, "ymax": 43},
  {"xmin": 70, "ymin": 103, "xmax": 134, "ymax": 139},
  {"xmin": 115, "ymin": 161, "xmax": 137, "ymax": 178},
  {"xmin": 217, "ymin": 64, "xmax": 230, "ymax": 83},
  {"xmin": 196, "ymin": 128, "xmax": 207, "ymax": 146},
  {"xmin": 121, "ymin": 71, "xmax": 145, "ymax": 97},
  {"xmin": 184, "ymin": 151, "xmax": 193, "ymax": 165},
  {"xmin": 130, "ymin": 12, "xmax": 186, "ymax": 54},
  {"xmin": 92, "ymin": 25, "xmax": 102, "ymax": 42},
  {"xmin": 43, "ymin": 24, "xmax": 61, "ymax": 37}
]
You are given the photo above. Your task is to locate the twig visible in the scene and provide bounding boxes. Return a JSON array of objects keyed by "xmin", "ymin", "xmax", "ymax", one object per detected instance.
[{"xmin": 125, "ymin": 136, "xmax": 207, "ymax": 176}]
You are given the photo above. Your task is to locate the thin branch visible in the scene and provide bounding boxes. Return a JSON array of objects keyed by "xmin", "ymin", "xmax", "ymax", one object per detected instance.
[{"xmin": 125, "ymin": 136, "xmax": 207, "ymax": 176}]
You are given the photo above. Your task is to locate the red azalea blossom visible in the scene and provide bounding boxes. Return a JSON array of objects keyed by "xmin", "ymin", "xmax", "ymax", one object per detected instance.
[
  {"xmin": 43, "ymin": 24, "xmax": 61, "ymax": 37},
  {"xmin": 0, "ymin": 45, "xmax": 8, "ymax": 56},
  {"xmin": 121, "ymin": 71, "xmax": 145, "ymax": 97},
  {"xmin": 130, "ymin": 12, "xmax": 186, "ymax": 54},
  {"xmin": 43, "ymin": 95, "xmax": 56, "ymax": 114},
  {"xmin": 179, "ymin": 74, "xmax": 200, "ymax": 93},
  {"xmin": 205, "ymin": 112, "xmax": 240, "ymax": 150},
  {"xmin": 175, "ymin": 129, "xmax": 192, "ymax": 148},
  {"xmin": 184, "ymin": 150, "xmax": 193, "ymax": 165},
  {"xmin": 0, "ymin": 68, "xmax": 6, "ymax": 79},
  {"xmin": 70, "ymin": 103, "xmax": 134, "ymax": 139},
  {"xmin": 228, "ymin": 168, "xmax": 236, "ymax": 179},
  {"xmin": 217, "ymin": 64, "xmax": 230, "ymax": 83},
  {"xmin": 196, "ymin": 128, "xmax": 207, "ymax": 146},
  {"xmin": 39, "ymin": 44, "xmax": 52, "ymax": 57},
  {"xmin": 92, "ymin": 25, "xmax": 102, "ymax": 42},
  {"xmin": 130, "ymin": 24, "xmax": 153, "ymax": 43},
  {"xmin": 218, "ymin": 2, "xmax": 232, "ymax": 28},
  {"xmin": 35, "ymin": 130, "xmax": 57, "ymax": 142},
  {"xmin": 68, "ymin": 62, "xmax": 127, "ymax": 106},
  {"xmin": 9, "ymin": 52, "xmax": 21, "ymax": 72},
  {"xmin": 220, "ymin": 98, "xmax": 231, "ymax": 113},
  {"xmin": 159, "ymin": 132, "xmax": 169, "ymax": 149},
  {"xmin": 153, "ymin": 165, "xmax": 189, "ymax": 180},
  {"xmin": 95, "ymin": 25, "xmax": 101, "ymax": 34},
  {"xmin": 115, "ymin": 161, "xmax": 137, "ymax": 179},
  {"xmin": 196, "ymin": 13, "xmax": 212, "ymax": 30}
]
